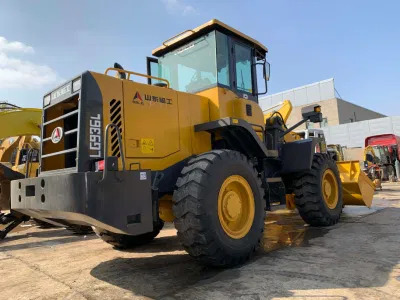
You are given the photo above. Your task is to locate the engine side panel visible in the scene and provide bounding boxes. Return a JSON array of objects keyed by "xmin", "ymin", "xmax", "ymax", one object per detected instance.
[
  {"xmin": 92, "ymin": 72, "xmax": 212, "ymax": 172},
  {"xmin": 122, "ymin": 80, "xmax": 180, "ymax": 158}
]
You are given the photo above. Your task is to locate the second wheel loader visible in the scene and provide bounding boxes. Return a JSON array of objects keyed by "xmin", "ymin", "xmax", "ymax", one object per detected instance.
[{"xmin": 11, "ymin": 19, "xmax": 374, "ymax": 266}]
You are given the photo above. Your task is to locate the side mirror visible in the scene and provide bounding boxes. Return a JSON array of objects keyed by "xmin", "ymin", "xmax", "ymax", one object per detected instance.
[
  {"xmin": 264, "ymin": 61, "xmax": 270, "ymax": 81},
  {"xmin": 254, "ymin": 60, "xmax": 270, "ymax": 95}
]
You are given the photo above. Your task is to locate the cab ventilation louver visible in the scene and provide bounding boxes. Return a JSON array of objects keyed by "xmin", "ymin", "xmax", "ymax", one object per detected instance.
[{"xmin": 109, "ymin": 99, "xmax": 122, "ymax": 157}]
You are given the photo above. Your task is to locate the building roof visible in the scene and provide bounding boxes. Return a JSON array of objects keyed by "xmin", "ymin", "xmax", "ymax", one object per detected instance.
[{"xmin": 152, "ymin": 19, "xmax": 268, "ymax": 57}]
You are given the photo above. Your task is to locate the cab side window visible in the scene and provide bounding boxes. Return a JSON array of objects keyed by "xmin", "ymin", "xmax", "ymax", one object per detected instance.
[
  {"xmin": 216, "ymin": 31, "xmax": 230, "ymax": 87},
  {"xmin": 234, "ymin": 43, "xmax": 253, "ymax": 94}
]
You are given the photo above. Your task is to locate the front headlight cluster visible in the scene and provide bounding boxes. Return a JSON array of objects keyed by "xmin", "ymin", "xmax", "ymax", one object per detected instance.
[
  {"xmin": 72, "ymin": 78, "xmax": 81, "ymax": 92},
  {"xmin": 43, "ymin": 77, "xmax": 81, "ymax": 107},
  {"xmin": 43, "ymin": 94, "xmax": 51, "ymax": 107}
]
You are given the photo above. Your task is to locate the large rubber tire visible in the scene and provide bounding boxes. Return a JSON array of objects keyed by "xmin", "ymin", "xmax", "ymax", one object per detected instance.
[
  {"xmin": 33, "ymin": 218, "xmax": 57, "ymax": 229},
  {"xmin": 66, "ymin": 225, "xmax": 94, "ymax": 235},
  {"xmin": 93, "ymin": 219, "xmax": 164, "ymax": 249},
  {"xmin": 173, "ymin": 150, "xmax": 265, "ymax": 267},
  {"xmin": 293, "ymin": 153, "xmax": 343, "ymax": 226},
  {"xmin": 386, "ymin": 165, "xmax": 396, "ymax": 182}
]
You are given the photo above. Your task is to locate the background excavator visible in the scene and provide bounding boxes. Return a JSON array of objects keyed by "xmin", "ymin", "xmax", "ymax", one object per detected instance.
[
  {"xmin": 0, "ymin": 103, "xmax": 92, "ymax": 238},
  {"xmin": 0, "ymin": 103, "xmax": 42, "ymax": 238}
]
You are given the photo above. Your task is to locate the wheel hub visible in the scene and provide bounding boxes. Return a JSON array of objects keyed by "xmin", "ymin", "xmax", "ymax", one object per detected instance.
[
  {"xmin": 222, "ymin": 191, "xmax": 242, "ymax": 221},
  {"xmin": 323, "ymin": 181, "xmax": 332, "ymax": 198},
  {"xmin": 322, "ymin": 169, "xmax": 339, "ymax": 209},
  {"xmin": 218, "ymin": 175, "xmax": 255, "ymax": 239}
]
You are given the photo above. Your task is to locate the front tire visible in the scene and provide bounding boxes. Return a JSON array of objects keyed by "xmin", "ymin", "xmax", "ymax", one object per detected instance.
[
  {"xmin": 293, "ymin": 153, "xmax": 343, "ymax": 226},
  {"xmin": 173, "ymin": 150, "xmax": 265, "ymax": 267}
]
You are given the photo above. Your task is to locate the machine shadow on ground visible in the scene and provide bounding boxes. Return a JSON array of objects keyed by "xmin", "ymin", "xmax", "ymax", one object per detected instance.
[
  {"xmin": 90, "ymin": 207, "xmax": 400, "ymax": 299},
  {"xmin": 0, "ymin": 227, "xmax": 97, "ymax": 251}
]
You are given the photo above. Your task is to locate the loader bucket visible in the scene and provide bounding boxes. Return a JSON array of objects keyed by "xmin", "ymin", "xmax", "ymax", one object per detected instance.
[{"xmin": 336, "ymin": 160, "xmax": 375, "ymax": 207}]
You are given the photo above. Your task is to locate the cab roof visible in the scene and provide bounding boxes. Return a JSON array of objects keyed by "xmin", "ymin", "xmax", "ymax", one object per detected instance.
[{"xmin": 152, "ymin": 19, "xmax": 268, "ymax": 57}]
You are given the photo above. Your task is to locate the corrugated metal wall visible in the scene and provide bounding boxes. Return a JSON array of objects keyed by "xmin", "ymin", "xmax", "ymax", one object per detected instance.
[
  {"xmin": 323, "ymin": 116, "xmax": 400, "ymax": 147},
  {"xmin": 259, "ymin": 78, "xmax": 335, "ymax": 110}
]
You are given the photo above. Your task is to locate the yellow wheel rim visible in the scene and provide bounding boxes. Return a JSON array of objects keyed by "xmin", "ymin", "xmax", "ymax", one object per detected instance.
[
  {"xmin": 218, "ymin": 175, "xmax": 255, "ymax": 239},
  {"xmin": 322, "ymin": 169, "xmax": 339, "ymax": 209}
]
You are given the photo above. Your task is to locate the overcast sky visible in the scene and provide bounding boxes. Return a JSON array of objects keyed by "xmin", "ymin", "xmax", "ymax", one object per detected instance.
[{"xmin": 0, "ymin": 0, "xmax": 399, "ymax": 116}]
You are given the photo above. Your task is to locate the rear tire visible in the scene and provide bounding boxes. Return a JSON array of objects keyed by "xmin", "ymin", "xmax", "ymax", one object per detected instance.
[
  {"xmin": 66, "ymin": 225, "xmax": 94, "ymax": 235},
  {"xmin": 33, "ymin": 218, "xmax": 57, "ymax": 229},
  {"xmin": 173, "ymin": 150, "xmax": 265, "ymax": 267},
  {"xmin": 94, "ymin": 219, "xmax": 164, "ymax": 249},
  {"xmin": 293, "ymin": 153, "xmax": 343, "ymax": 226}
]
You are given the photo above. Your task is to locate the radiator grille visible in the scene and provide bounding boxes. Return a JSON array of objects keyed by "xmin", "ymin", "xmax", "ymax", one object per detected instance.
[
  {"xmin": 109, "ymin": 99, "xmax": 122, "ymax": 157},
  {"xmin": 41, "ymin": 95, "xmax": 79, "ymax": 172}
]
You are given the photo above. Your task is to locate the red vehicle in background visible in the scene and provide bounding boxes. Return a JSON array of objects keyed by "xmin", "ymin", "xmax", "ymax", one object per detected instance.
[{"xmin": 365, "ymin": 134, "xmax": 400, "ymax": 181}]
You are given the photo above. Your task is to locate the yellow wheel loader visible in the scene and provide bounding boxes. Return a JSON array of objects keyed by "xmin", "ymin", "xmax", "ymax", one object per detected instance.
[{"xmin": 11, "ymin": 20, "xmax": 374, "ymax": 266}]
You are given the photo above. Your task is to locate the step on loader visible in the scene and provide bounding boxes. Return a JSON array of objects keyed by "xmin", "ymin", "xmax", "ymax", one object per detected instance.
[{"xmin": 11, "ymin": 19, "xmax": 374, "ymax": 266}]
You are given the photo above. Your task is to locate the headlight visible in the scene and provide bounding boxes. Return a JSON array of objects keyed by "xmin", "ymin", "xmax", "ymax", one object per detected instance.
[
  {"xmin": 72, "ymin": 78, "xmax": 81, "ymax": 92},
  {"xmin": 43, "ymin": 94, "xmax": 51, "ymax": 107}
]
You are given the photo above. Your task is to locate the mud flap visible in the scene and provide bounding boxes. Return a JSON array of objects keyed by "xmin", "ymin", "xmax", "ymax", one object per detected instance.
[{"xmin": 336, "ymin": 161, "xmax": 375, "ymax": 207}]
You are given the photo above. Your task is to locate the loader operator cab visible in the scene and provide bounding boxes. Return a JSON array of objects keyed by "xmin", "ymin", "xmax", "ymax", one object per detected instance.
[{"xmin": 147, "ymin": 19, "xmax": 270, "ymax": 102}]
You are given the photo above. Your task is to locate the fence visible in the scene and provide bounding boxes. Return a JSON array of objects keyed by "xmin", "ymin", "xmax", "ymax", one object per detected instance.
[{"xmin": 323, "ymin": 116, "xmax": 400, "ymax": 147}]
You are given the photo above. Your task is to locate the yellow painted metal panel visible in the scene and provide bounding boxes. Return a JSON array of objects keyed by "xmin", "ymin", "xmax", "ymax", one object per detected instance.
[
  {"xmin": 196, "ymin": 87, "xmax": 265, "ymax": 128},
  {"xmin": 122, "ymin": 80, "xmax": 180, "ymax": 159},
  {"xmin": 94, "ymin": 72, "xmax": 211, "ymax": 171}
]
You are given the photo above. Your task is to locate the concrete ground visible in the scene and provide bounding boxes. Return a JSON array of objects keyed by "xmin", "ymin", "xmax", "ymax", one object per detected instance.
[{"xmin": 1, "ymin": 183, "xmax": 400, "ymax": 300}]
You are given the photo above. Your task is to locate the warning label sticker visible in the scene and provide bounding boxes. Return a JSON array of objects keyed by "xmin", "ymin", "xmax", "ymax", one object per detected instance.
[{"xmin": 141, "ymin": 138, "xmax": 155, "ymax": 153}]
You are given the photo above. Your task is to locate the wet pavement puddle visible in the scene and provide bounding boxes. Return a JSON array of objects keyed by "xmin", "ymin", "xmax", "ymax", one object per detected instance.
[
  {"xmin": 262, "ymin": 209, "xmax": 327, "ymax": 252},
  {"xmin": 261, "ymin": 205, "xmax": 381, "ymax": 253}
]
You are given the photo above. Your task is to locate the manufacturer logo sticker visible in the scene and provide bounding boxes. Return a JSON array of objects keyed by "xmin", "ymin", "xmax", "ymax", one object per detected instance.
[
  {"xmin": 132, "ymin": 91, "xmax": 172, "ymax": 105},
  {"xmin": 133, "ymin": 91, "xmax": 144, "ymax": 105},
  {"xmin": 51, "ymin": 127, "xmax": 63, "ymax": 144}
]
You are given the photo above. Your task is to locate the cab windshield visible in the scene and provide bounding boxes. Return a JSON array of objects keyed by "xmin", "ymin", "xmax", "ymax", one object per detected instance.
[{"xmin": 157, "ymin": 31, "xmax": 228, "ymax": 93}]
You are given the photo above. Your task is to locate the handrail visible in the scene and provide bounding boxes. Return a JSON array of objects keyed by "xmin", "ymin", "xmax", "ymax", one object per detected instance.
[
  {"xmin": 162, "ymin": 29, "xmax": 195, "ymax": 46},
  {"xmin": 104, "ymin": 68, "xmax": 170, "ymax": 88}
]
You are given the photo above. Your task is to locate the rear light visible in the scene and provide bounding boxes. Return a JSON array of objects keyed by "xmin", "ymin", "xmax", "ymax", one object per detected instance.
[{"xmin": 95, "ymin": 160, "xmax": 105, "ymax": 171}]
